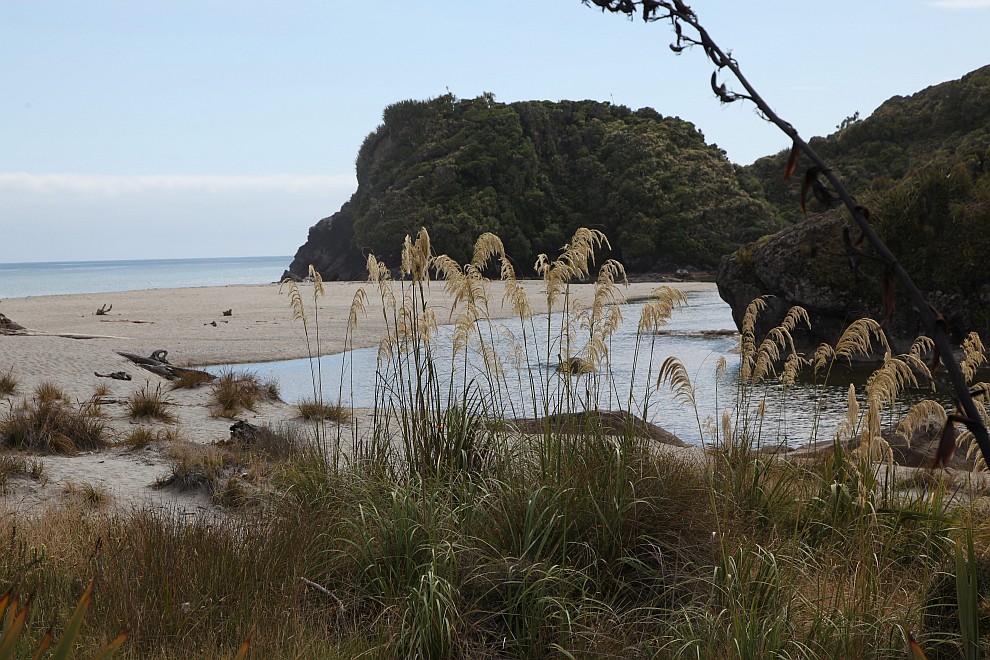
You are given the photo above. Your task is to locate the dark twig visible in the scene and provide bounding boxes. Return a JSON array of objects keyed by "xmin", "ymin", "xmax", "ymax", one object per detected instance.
[{"xmin": 584, "ymin": 0, "xmax": 990, "ymax": 467}]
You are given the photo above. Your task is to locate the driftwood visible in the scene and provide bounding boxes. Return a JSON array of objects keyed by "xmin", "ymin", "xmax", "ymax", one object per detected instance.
[
  {"xmin": 94, "ymin": 371, "xmax": 132, "ymax": 381},
  {"xmin": 95, "ymin": 303, "xmax": 112, "ymax": 315},
  {"xmin": 116, "ymin": 349, "xmax": 215, "ymax": 383},
  {"xmin": 512, "ymin": 410, "xmax": 686, "ymax": 447}
]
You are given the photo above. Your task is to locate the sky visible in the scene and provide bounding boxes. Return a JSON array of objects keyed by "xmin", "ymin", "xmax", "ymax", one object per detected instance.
[{"xmin": 1, "ymin": 1, "xmax": 988, "ymax": 263}]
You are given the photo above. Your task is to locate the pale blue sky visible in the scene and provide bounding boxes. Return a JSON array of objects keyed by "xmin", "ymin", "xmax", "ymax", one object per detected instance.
[{"xmin": 2, "ymin": 0, "xmax": 988, "ymax": 263}]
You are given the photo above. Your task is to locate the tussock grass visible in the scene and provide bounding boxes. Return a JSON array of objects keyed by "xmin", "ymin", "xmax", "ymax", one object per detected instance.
[
  {"xmin": 62, "ymin": 480, "xmax": 110, "ymax": 508},
  {"xmin": 296, "ymin": 398, "xmax": 350, "ymax": 423},
  {"xmin": 0, "ymin": 454, "xmax": 45, "ymax": 493},
  {"xmin": 155, "ymin": 442, "xmax": 235, "ymax": 494},
  {"xmin": 171, "ymin": 369, "xmax": 215, "ymax": 389},
  {"xmin": 222, "ymin": 421, "xmax": 306, "ymax": 460},
  {"xmin": 209, "ymin": 370, "xmax": 280, "ymax": 418},
  {"xmin": 120, "ymin": 425, "xmax": 181, "ymax": 451},
  {"xmin": 0, "ymin": 382, "xmax": 108, "ymax": 453},
  {"xmin": 0, "ymin": 368, "xmax": 16, "ymax": 397},
  {"xmin": 127, "ymin": 383, "xmax": 176, "ymax": 423}
]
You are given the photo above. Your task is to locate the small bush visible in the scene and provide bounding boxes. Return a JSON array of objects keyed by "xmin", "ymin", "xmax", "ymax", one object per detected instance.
[
  {"xmin": 297, "ymin": 399, "xmax": 351, "ymax": 424},
  {"xmin": 0, "ymin": 368, "xmax": 17, "ymax": 397},
  {"xmin": 209, "ymin": 370, "xmax": 280, "ymax": 419},
  {"xmin": 127, "ymin": 383, "xmax": 176, "ymax": 423},
  {"xmin": 0, "ymin": 384, "xmax": 108, "ymax": 453}
]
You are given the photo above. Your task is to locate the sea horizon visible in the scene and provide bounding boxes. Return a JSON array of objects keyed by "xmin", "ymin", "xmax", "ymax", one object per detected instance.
[{"xmin": 0, "ymin": 255, "xmax": 292, "ymax": 299}]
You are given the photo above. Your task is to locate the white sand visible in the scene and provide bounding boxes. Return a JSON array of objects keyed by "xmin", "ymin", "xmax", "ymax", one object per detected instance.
[{"xmin": 0, "ymin": 280, "xmax": 713, "ymax": 515}]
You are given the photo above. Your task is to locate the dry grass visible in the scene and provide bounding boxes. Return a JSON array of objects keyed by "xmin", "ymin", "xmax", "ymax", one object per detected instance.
[
  {"xmin": 171, "ymin": 370, "xmax": 215, "ymax": 389},
  {"xmin": 209, "ymin": 370, "xmax": 280, "ymax": 419},
  {"xmin": 127, "ymin": 383, "xmax": 176, "ymax": 423},
  {"xmin": 296, "ymin": 399, "xmax": 351, "ymax": 423},
  {"xmin": 0, "ymin": 454, "xmax": 45, "ymax": 494},
  {"xmin": 62, "ymin": 480, "xmax": 110, "ymax": 508},
  {"xmin": 222, "ymin": 421, "xmax": 306, "ymax": 460},
  {"xmin": 0, "ymin": 383, "xmax": 109, "ymax": 453},
  {"xmin": 91, "ymin": 381, "xmax": 112, "ymax": 398},
  {"xmin": 0, "ymin": 368, "xmax": 17, "ymax": 398},
  {"xmin": 120, "ymin": 426, "xmax": 181, "ymax": 451},
  {"xmin": 154, "ymin": 442, "xmax": 233, "ymax": 493}
]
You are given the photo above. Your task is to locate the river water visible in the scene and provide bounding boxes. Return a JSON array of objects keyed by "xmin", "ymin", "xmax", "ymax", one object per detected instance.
[{"xmin": 217, "ymin": 286, "xmax": 942, "ymax": 447}]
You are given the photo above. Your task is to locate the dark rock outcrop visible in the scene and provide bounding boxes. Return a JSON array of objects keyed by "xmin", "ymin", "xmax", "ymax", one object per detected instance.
[
  {"xmin": 284, "ymin": 201, "xmax": 368, "ymax": 282},
  {"xmin": 716, "ymin": 210, "xmax": 980, "ymax": 353}
]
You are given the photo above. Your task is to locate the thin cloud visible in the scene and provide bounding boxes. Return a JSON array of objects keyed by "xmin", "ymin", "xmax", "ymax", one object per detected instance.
[
  {"xmin": 927, "ymin": 0, "xmax": 990, "ymax": 8},
  {"xmin": 0, "ymin": 172, "xmax": 356, "ymax": 198}
]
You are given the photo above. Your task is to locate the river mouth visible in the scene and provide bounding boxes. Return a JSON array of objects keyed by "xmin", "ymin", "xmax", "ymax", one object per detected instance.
[{"xmin": 212, "ymin": 287, "xmax": 953, "ymax": 447}]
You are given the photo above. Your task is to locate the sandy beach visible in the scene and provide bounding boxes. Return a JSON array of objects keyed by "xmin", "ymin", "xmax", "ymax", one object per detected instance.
[{"xmin": 0, "ymin": 280, "xmax": 713, "ymax": 515}]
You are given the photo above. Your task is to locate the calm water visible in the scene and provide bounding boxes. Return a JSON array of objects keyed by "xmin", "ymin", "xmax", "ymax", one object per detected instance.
[
  {"xmin": 216, "ymin": 288, "xmax": 933, "ymax": 447},
  {"xmin": 2, "ymin": 257, "xmax": 937, "ymax": 447},
  {"xmin": 0, "ymin": 256, "xmax": 291, "ymax": 299}
]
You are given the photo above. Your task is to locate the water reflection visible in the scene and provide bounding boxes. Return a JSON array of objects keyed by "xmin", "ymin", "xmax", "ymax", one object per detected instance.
[{"xmin": 217, "ymin": 287, "xmax": 950, "ymax": 447}]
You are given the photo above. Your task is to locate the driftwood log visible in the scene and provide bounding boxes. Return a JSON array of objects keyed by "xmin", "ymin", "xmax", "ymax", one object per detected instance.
[{"xmin": 116, "ymin": 349, "xmax": 215, "ymax": 383}]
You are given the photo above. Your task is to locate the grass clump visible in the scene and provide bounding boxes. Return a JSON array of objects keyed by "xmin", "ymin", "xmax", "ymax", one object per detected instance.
[
  {"xmin": 62, "ymin": 480, "xmax": 110, "ymax": 508},
  {"xmin": 0, "ymin": 382, "xmax": 108, "ymax": 453},
  {"xmin": 127, "ymin": 383, "xmax": 176, "ymax": 423},
  {"xmin": 120, "ymin": 426, "xmax": 181, "ymax": 451},
  {"xmin": 0, "ymin": 368, "xmax": 17, "ymax": 397},
  {"xmin": 171, "ymin": 370, "xmax": 215, "ymax": 389},
  {"xmin": 0, "ymin": 454, "xmax": 45, "ymax": 494},
  {"xmin": 155, "ymin": 442, "xmax": 234, "ymax": 494},
  {"xmin": 296, "ymin": 398, "xmax": 351, "ymax": 423},
  {"xmin": 209, "ymin": 370, "xmax": 280, "ymax": 419}
]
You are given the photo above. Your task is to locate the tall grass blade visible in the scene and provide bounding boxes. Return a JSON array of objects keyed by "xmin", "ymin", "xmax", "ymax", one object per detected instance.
[
  {"xmin": 956, "ymin": 528, "xmax": 981, "ymax": 660},
  {"xmin": 50, "ymin": 578, "xmax": 94, "ymax": 660}
]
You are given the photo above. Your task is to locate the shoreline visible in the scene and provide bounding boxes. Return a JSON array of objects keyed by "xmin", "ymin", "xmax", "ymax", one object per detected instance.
[
  {"xmin": 0, "ymin": 279, "xmax": 717, "ymax": 516},
  {"xmin": 1, "ymin": 280, "xmax": 718, "ymax": 367}
]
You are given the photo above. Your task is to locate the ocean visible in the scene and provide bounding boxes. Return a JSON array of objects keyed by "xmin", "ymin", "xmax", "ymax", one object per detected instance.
[{"xmin": 0, "ymin": 256, "xmax": 291, "ymax": 299}]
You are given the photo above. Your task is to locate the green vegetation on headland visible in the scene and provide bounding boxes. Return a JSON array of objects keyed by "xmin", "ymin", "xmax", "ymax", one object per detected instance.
[
  {"xmin": 286, "ymin": 95, "xmax": 780, "ymax": 280},
  {"xmin": 721, "ymin": 65, "xmax": 990, "ymax": 348}
]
